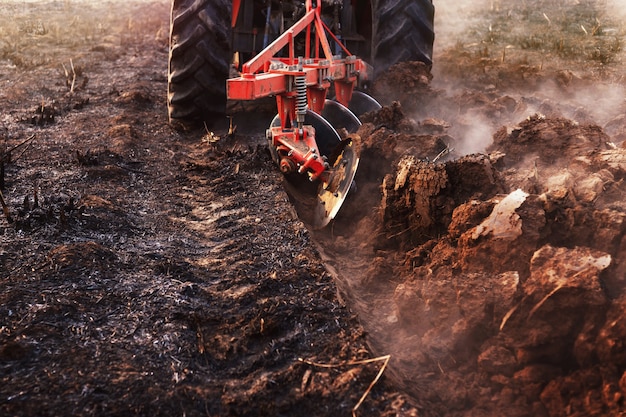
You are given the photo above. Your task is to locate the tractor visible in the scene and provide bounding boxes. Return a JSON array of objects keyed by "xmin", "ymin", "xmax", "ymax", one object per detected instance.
[{"xmin": 166, "ymin": 0, "xmax": 435, "ymax": 228}]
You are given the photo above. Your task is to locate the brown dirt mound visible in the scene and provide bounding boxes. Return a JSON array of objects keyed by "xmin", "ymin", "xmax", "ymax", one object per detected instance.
[
  {"xmin": 491, "ymin": 114, "xmax": 610, "ymax": 167},
  {"xmin": 325, "ymin": 93, "xmax": 626, "ymax": 416},
  {"xmin": 372, "ymin": 61, "xmax": 438, "ymax": 115}
]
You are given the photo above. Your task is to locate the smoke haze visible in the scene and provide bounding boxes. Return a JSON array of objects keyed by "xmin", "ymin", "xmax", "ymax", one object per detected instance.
[
  {"xmin": 425, "ymin": 0, "xmax": 626, "ymax": 155},
  {"xmin": 434, "ymin": 0, "xmax": 494, "ymax": 49}
]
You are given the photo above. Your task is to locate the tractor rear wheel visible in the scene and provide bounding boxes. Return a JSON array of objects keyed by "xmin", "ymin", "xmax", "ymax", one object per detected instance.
[
  {"xmin": 371, "ymin": 0, "xmax": 435, "ymax": 76},
  {"xmin": 168, "ymin": 0, "xmax": 231, "ymax": 127}
]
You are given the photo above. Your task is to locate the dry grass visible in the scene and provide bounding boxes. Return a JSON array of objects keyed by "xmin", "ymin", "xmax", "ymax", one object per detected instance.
[
  {"xmin": 299, "ymin": 355, "xmax": 392, "ymax": 417},
  {"xmin": 439, "ymin": 0, "xmax": 626, "ymax": 77},
  {"xmin": 0, "ymin": 1, "xmax": 169, "ymax": 70}
]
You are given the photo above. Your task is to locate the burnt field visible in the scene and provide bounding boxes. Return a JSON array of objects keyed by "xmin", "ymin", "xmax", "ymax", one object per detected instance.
[{"xmin": 3, "ymin": 1, "xmax": 626, "ymax": 416}]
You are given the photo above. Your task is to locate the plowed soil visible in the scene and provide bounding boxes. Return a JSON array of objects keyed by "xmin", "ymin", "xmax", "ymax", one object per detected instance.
[{"xmin": 3, "ymin": 1, "xmax": 626, "ymax": 416}]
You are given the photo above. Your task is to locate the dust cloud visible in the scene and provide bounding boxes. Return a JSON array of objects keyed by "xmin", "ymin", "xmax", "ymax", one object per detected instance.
[
  {"xmin": 428, "ymin": 1, "xmax": 506, "ymax": 154},
  {"xmin": 450, "ymin": 113, "xmax": 495, "ymax": 155},
  {"xmin": 607, "ymin": 0, "xmax": 626, "ymax": 20},
  {"xmin": 427, "ymin": 0, "xmax": 626, "ymax": 155},
  {"xmin": 434, "ymin": 0, "xmax": 495, "ymax": 49}
]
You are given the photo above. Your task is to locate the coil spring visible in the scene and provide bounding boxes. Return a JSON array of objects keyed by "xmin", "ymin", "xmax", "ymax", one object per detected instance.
[{"xmin": 295, "ymin": 75, "xmax": 307, "ymax": 127}]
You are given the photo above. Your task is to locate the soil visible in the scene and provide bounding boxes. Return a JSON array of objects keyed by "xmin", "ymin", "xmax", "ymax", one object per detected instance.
[{"xmin": 3, "ymin": 1, "xmax": 626, "ymax": 416}]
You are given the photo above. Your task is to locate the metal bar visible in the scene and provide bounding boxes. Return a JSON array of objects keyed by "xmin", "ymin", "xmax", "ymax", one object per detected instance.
[
  {"xmin": 289, "ymin": 31, "xmax": 294, "ymax": 64},
  {"xmin": 228, "ymin": 67, "xmax": 324, "ymax": 100},
  {"xmin": 306, "ymin": 20, "xmax": 311, "ymax": 58},
  {"xmin": 242, "ymin": 8, "xmax": 316, "ymax": 74},
  {"xmin": 320, "ymin": 18, "xmax": 352, "ymax": 57},
  {"xmin": 232, "ymin": 0, "xmax": 242, "ymax": 28},
  {"xmin": 315, "ymin": 26, "xmax": 320, "ymax": 59},
  {"xmin": 314, "ymin": 13, "xmax": 334, "ymax": 61},
  {"xmin": 227, "ymin": 72, "xmax": 288, "ymax": 100}
]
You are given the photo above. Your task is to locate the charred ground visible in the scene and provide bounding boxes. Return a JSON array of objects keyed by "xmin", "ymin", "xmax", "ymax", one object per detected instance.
[
  {"xmin": 3, "ymin": 1, "xmax": 626, "ymax": 416},
  {"xmin": 0, "ymin": 1, "xmax": 415, "ymax": 416}
]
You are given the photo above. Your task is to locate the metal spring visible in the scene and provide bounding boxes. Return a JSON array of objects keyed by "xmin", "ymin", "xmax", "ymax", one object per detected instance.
[{"xmin": 295, "ymin": 74, "xmax": 307, "ymax": 127}]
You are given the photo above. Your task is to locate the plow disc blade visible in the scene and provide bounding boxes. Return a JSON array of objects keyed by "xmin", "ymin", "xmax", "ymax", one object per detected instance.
[
  {"xmin": 322, "ymin": 100, "xmax": 361, "ymax": 133},
  {"xmin": 348, "ymin": 90, "xmax": 382, "ymax": 117},
  {"xmin": 312, "ymin": 142, "xmax": 359, "ymax": 229},
  {"xmin": 269, "ymin": 111, "xmax": 359, "ymax": 229},
  {"xmin": 281, "ymin": 145, "xmax": 358, "ymax": 229},
  {"xmin": 305, "ymin": 110, "xmax": 341, "ymax": 157}
]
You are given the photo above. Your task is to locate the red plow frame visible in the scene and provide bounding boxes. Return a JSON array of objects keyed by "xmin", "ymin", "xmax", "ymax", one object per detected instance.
[{"xmin": 227, "ymin": 0, "xmax": 372, "ymax": 183}]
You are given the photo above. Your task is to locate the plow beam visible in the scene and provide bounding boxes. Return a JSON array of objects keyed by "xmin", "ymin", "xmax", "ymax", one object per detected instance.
[{"xmin": 227, "ymin": 57, "xmax": 370, "ymax": 109}]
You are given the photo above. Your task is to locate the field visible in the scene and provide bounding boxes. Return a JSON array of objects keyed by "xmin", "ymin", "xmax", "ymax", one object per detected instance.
[{"xmin": 2, "ymin": 1, "xmax": 626, "ymax": 416}]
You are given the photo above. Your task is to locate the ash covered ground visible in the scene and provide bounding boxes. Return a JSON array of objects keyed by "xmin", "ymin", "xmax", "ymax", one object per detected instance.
[{"xmin": 3, "ymin": 1, "xmax": 626, "ymax": 416}]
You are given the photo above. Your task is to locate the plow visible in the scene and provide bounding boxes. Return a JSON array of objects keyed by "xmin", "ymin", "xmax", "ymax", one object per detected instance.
[
  {"xmin": 227, "ymin": 0, "xmax": 381, "ymax": 228},
  {"xmin": 167, "ymin": 0, "xmax": 435, "ymax": 227}
]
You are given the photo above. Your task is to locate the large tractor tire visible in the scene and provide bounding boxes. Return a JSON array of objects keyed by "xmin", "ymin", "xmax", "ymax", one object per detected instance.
[
  {"xmin": 168, "ymin": 0, "xmax": 231, "ymax": 127},
  {"xmin": 371, "ymin": 0, "xmax": 434, "ymax": 77}
]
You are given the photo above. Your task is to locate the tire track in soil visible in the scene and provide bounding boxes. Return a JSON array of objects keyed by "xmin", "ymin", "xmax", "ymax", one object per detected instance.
[{"xmin": 0, "ymin": 1, "xmax": 419, "ymax": 412}]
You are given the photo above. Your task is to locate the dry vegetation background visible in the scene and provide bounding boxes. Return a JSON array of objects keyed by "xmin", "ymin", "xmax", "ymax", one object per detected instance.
[{"xmin": 433, "ymin": 0, "xmax": 626, "ymax": 147}]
